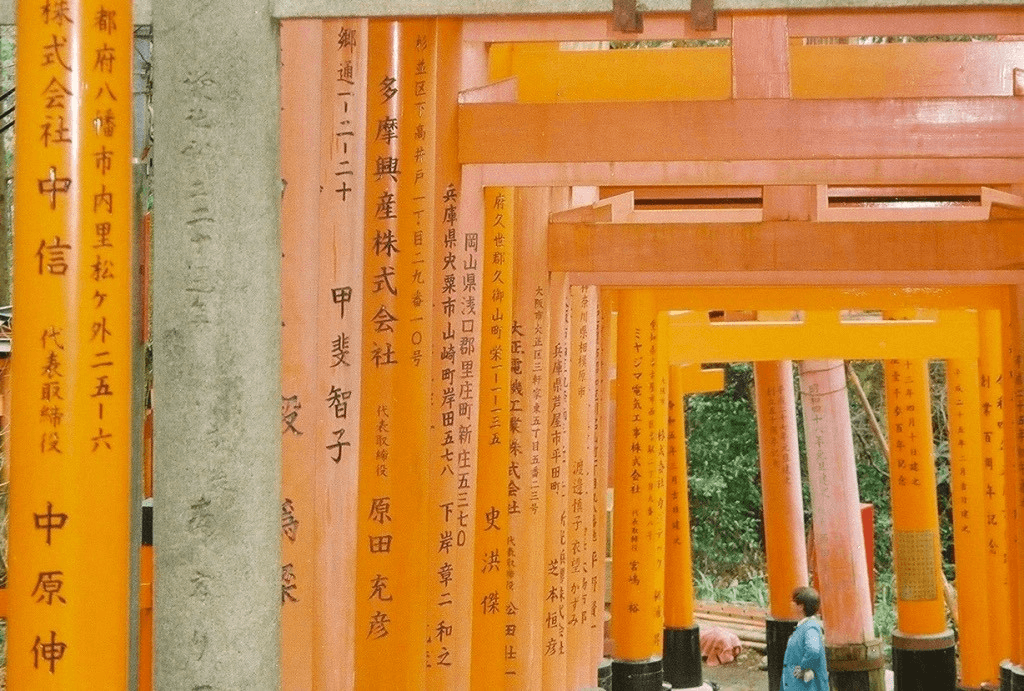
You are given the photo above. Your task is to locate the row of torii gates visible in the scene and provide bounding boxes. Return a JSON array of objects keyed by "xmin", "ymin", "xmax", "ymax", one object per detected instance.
[{"xmin": 5, "ymin": 1, "xmax": 1024, "ymax": 690}]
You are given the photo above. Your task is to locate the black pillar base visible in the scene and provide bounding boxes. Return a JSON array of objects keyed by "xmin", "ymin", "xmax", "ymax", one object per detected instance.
[
  {"xmin": 663, "ymin": 626, "xmax": 702, "ymax": 689},
  {"xmin": 891, "ymin": 630, "xmax": 955, "ymax": 691},
  {"xmin": 1000, "ymin": 660, "xmax": 1013, "ymax": 691},
  {"xmin": 612, "ymin": 658, "xmax": 663, "ymax": 691},
  {"xmin": 1011, "ymin": 663, "xmax": 1024, "ymax": 691},
  {"xmin": 598, "ymin": 658, "xmax": 613, "ymax": 691},
  {"xmin": 826, "ymin": 640, "xmax": 887, "ymax": 691},
  {"xmin": 766, "ymin": 618, "xmax": 798, "ymax": 691}
]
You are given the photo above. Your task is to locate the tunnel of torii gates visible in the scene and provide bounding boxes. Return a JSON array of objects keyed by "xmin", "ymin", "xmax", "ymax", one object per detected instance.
[{"xmin": 8, "ymin": 2, "xmax": 1024, "ymax": 691}]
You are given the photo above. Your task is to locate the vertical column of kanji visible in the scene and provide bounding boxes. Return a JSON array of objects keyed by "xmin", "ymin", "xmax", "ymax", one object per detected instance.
[
  {"xmin": 317, "ymin": 18, "xmax": 367, "ymax": 691},
  {"xmin": 567, "ymin": 285, "xmax": 598, "ymax": 688},
  {"xmin": 593, "ymin": 291, "xmax": 613, "ymax": 686},
  {"xmin": 1010, "ymin": 289, "xmax": 1024, "ymax": 680},
  {"xmin": 946, "ymin": 358, "xmax": 993, "ymax": 688},
  {"xmin": 980, "ymin": 309, "xmax": 1013, "ymax": 676},
  {"xmin": 882, "ymin": 351, "xmax": 954, "ymax": 686},
  {"xmin": 505, "ymin": 186, "xmax": 552, "ymax": 688},
  {"xmin": 543, "ymin": 270, "xmax": 571, "ymax": 689},
  {"xmin": 355, "ymin": 20, "xmax": 427, "ymax": 689},
  {"xmin": 663, "ymin": 365, "xmax": 701, "ymax": 691},
  {"xmin": 470, "ymin": 187, "xmax": 514, "ymax": 688},
  {"xmin": 1000, "ymin": 295, "xmax": 1023, "ymax": 674},
  {"xmin": 651, "ymin": 311, "xmax": 668, "ymax": 653},
  {"xmin": 425, "ymin": 19, "xmax": 471, "ymax": 688},
  {"xmin": 753, "ymin": 360, "xmax": 807, "ymax": 691},
  {"xmin": 10, "ymin": 0, "xmax": 131, "ymax": 685},
  {"xmin": 611, "ymin": 291, "xmax": 665, "ymax": 691},
  {"xmin": 278, "ymin": 20, "xmax": 321, "ymax": 689}
]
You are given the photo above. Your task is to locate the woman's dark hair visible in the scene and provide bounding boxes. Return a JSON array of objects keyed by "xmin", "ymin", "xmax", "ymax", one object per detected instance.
[{"xmin": 792, "ymin": 586, "xmax": 820, "ymax": 617}]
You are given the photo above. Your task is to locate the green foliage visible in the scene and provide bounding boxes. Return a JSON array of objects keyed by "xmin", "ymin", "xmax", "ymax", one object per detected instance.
[{"xmin": 685, "ymin": 363, "xmax": 764, "ymax": 577}]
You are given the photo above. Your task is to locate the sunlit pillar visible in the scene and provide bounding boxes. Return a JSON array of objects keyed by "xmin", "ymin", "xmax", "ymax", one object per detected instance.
[
  {"xmin": 882, "ymin": 353, "xmax": 954, "ymax": 690},
  {"xmin": 9, "ymin": 0, "xmax": 133, "ymax": 687},
  {"xmin": 755, "ymin": 359, "xmax": 809, "ymax": 691},
  {"xmin": 611, "ymin": 291, "xmax": 666, "ymax": 691},
  {"xmin": 470, "ymin": 187, "xmax": 514, "ymax": 688},
  {"xmin": 798, "ymin": 360, "xmax": 884, "ymax": 691},
  {"xmin": 979, "ymin": 310, "xmax": 1013, "ymax": 682},
  {"xmin": 1007, "ymin": 287, "xmax": 1024, "ymax": 689},
  {"xmin": 946, "ymin": 358, "xmax": 994, "ymax": 689},
  {"xmin": 595, "ymin": 290, "xmax": 614, "ymax": 689}
]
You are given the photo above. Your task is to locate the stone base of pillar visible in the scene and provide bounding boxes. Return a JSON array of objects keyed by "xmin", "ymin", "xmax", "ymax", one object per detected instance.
[
  {"xmin": 890, "ymin": 630, "xmax": 955, "ymax": 691},
  {"xmin": 765, "ymin": 617, "xmax": 798, "ymax": 691},
  {"xmin": 1011, "ymin": 663, "xmax": 1024, "ymax": 691},
  {"xmin": 598, "ymin": 658, "xmax": 614, "ymax": 690},
  {"xmin": 612, "ymin": 657, "xmax": 663, "ymax": 691},
  {"xmin": 663, "ymin": 626, "xmax": 702, "ymax": 689},
  {"xmin": 999, "ymin": 659, "xmax": 1013, "ymax": 691},
  {"xmin": 826, "ymin": 640, "xmax": 886, "ymax": 691}
]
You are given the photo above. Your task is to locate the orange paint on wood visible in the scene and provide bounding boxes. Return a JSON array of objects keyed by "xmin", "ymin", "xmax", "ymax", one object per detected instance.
[
  {"xmin": 882, "ymin": 353, "xmax": 946, "ymax": 637},
  {"xmin": 980, "ymin": 309, "xmax": 1013, "ymax": 676},
  {"xmin": 1000, "ymin": 292, "xmax": 1023, "ymax": 665},
  {"xmin": 754, "ymin": 361, "xmax": 808, "ymax": 620},
  {"xmin": 315, "ymin": 18, "xmax": 368, "ymax": 691},
  {"xmin": 505, "ymin": 186, "xmax": 554, "ymax": 688},
  {"xmin": 139, "ymin": 544, "xmax": 154, "ymax": 691},
  {"xmin": 459, "ymin": 98, "xmax": 1024, "ymax": 165},
  {"xmin": 279, "ymin": 20, "xmax": 322, "ymax": 689},
  {"xmin": 543, "ymin": 270, "xmax": 570, "ymax": 688},
  {"xmin": 9, "ymin": 0, "xmax": 134, "ymax": 686},
  {"xmin": 567, "ymin": 284, "xmax": 599, "ymax": 688},
  {"xmin": 731, "ymin": 14, "xmax": 790, "ymax": 99},
  {"xmin": 426, "ymin": 18, "xmax": 474, "ymax": 690},
  {"xmin": 594, "ymin": 290, "xmax": 614, "ymax": 669},
  {"xmin": 798, "ymin": 361, "xmax": 875, "ymax": 646},
  {"xmin": 664, "ymin": 366, "xmax": 696, "ymax": 629},
  {"xmin": 946, "ymin": 358, "xmax": 994, "ymax": 687}
]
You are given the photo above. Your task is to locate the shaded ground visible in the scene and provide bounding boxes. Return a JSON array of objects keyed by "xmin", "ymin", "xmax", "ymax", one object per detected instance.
[{"xmin": 699, "ymin": 647, "xmax": 768, "ymax": 691}]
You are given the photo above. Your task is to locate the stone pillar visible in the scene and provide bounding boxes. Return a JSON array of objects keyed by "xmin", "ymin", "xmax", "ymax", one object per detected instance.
[
  {"xmin": 152, "ymin": 1, "xmax": 280, "ymax": 688},
  {"xmin": 799, "ymin": 360, "xmax": 884, "ymax": 691}
]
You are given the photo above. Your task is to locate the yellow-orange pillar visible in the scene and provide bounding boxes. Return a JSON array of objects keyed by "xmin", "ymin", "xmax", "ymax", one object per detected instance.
[
  {"xmin": 9, "ymin": 0, "xmax": 133, "ymax": 686},
  {"xmin": 1009, "ymin": 287, "xmax": 1024, "ymax": 681},
  {"xmin": 882, "ymin": 353, "xmax": 954, "ymax": 683},
  {"xmin": 754, "ymin": 359, "xmax": 808, "ymax": 691},
  {"xmin": 1000, "ymin": 292, "xmax": 1023, "ymax": 675},
  {"xmin": 424, "ymin": 19, "xmax": 473, "ymax": 690},
  {"xmin": 544, "ymin": 270, "xmax": 570, "ymax": 689},
  {"xmin": 316, "ymin": 17, "xmax": 369, "ymax": 691},
  {"xmin": 593, "ymin": 289, "xmax": 615, "ymax": 686},
  {"xmin": 279, "ymin": 19, "xmax": 321, "ymax": 689},
  {"xmin": 504, "ymin": 186, "xmax": 553, "ymax": 687},
  {"xmin": 798, "ymin": 360, "xmax": 884, "ymax": 686},
  {"xmin": 354, "ymin": 20, "xmax": 433, "ymax": 689},
  {"xmin": 980, "ymin": 309, "xmax": 1013, "ymax": 677},
  {"xmin": 471, "ymin": 187, "xmax": 514, "ymax": 688},
  {"xmin": 947, "ymin": 358, "xmax": 994, "ymax": 688},
  {"xmin": 611, "ymin": 291, "xmax": 667, "ymax": 689},
  {"xmin": 568, "ymin": 284, "xmax": 599, "ymax": 688}
]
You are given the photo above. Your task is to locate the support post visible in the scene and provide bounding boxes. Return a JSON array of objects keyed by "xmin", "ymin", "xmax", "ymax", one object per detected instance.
[
  {"xmin": 611, "ymin": 290, "xmax": 666, "ymax": 691},
  {"xmin": 883, "ymin": 350, "xmax": 955, "ymax": 691},
  {"xmin": 9, "ymin": 0, "xmax": 135, "ymax": 687},
  {"xmin": 755, "ymin": 359, "xmax": 808, "ymax": 691},
  {"xmin": 799, "ymin": 360, "xmax": 884, "ymax": 691},
  {"xmin": 946, "ymin": 358, "xmax": 994, "ymax": 690},
  {"xmin": 663, "ymin": 365, "xmax": 702, "ymax": 690}
]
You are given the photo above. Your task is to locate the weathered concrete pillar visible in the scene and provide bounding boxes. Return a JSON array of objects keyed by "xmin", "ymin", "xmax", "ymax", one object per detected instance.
[
  {"xmin": 152, "ymin": 2, "xmax": 280, "ymax": 689},
  {"xmin": 799, "ymin": 360, "xmax": 884, "ymax": 691}
]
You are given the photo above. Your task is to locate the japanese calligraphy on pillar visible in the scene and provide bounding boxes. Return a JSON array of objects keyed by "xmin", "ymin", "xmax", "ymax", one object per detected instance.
[
  {"xmin": 470, "ymin": 187, "xmax": 514, "ymax": 687},
  {"xmin": 567, "ymin": 285, "xmax": 597, "ymax": 687},
  {"xmin": 354, "ymin": 20, "xmax": 432, "ymax": 688},
  {"xmin": 543, "ymin": 273, "xmax": 570, "ymax": 687},
  {"xmin": 505, "ymin": 187, "xmax": 552, "ymax": 684},
  {"xmin": 10, "ymin": 0, "xmax": 132, "ymax": 685},
  {"xmin": 279, "ymin": 21, "xmax": 324, "ymax": 687},
  {"xmin": 317, "ymin": 18, "xmax": 369, "ymax": 688}
]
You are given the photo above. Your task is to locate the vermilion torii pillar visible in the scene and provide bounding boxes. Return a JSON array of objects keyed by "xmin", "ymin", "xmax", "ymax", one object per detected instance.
[
  {"xmin": 755, "ymin": 359, "xmax": 809, "ymax": 691},
  {"xmin": 9, "ymin": 0, "xmax": 134, "ymax": 687},
  {"xmin": 799, "ymin": 360, "xmax": 885, "ymax": 691}
]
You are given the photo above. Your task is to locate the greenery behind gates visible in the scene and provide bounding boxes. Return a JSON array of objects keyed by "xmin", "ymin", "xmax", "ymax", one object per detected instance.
[{"xmin": 686, "ymin": 361, "xmax": 955, "ymax": 625}]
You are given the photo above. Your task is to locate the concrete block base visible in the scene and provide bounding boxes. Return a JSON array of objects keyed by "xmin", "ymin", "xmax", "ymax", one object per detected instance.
[
  {"xmin": 612, "ymin": 657, "xmax": 663, "ymax": 691},
  {"xmin": 663, "ymin": 626, "xmax": 702, "ymax": 689}
]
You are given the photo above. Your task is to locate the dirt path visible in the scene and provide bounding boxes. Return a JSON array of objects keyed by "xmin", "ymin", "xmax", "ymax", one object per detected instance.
[{"xmin": 699, "ymin": 647, "xmax": 768, "ymax": 691}]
